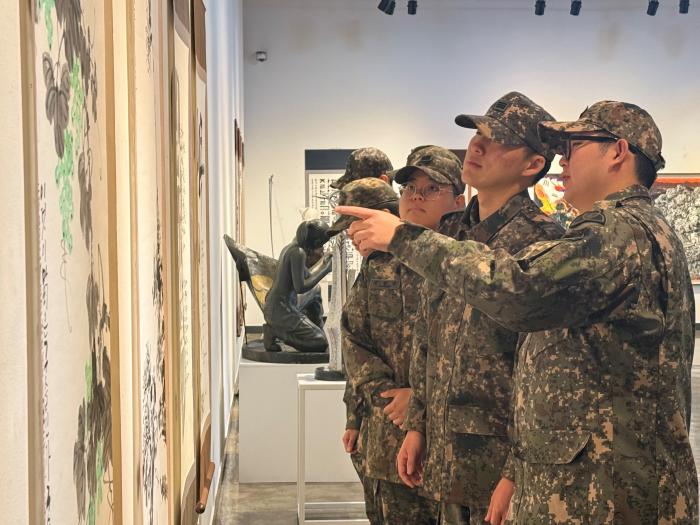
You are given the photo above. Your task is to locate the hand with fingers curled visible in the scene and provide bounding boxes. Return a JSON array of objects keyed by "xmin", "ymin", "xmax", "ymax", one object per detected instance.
[
  {"xmin": 380, "ymin": 388, "xmax": 411, "ymax": 427},
  {"xmin": 342, "ymin": 428, "xmax": 360, "ymax": 454},
  {"xmin": 396, "ymin": 430, "xmax": 426, "ymax": 488},
  {"xmin": 334, "ymin": 206, "xmax": 402, "ymax": 254},
  {"xmin": 485, "ymin": 477, "xmax": 514, "ymax": 525}
]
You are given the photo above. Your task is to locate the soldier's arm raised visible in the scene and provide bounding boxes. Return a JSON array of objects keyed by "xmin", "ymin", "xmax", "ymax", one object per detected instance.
[{"xmin": 387, "ymin": 211, "xmax": 642, "ymax": 332}]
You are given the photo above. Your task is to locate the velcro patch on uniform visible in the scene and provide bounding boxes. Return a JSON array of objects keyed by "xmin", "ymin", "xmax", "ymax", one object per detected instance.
[
  {"xmin": 570, "ymin": 210, "xmax": 605, "ymax": 229},
  {"xmin": 492, "ymin": 100, "xmax": 509, "ymax": 113}
]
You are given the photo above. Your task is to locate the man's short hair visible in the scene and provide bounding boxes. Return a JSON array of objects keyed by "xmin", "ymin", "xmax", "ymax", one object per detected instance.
[{"xmin": 635, "ymin": 152, "xmax": 657, "ymax": 188}]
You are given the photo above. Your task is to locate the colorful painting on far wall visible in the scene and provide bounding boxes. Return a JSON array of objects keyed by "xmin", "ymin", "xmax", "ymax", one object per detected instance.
[
  {"xmin": 650, "ymin": 175, "xmax": 700, "ymax": 283},
  {"xmin": 530, "ymin": 174, "xmax": 579, "ymax": 229}
]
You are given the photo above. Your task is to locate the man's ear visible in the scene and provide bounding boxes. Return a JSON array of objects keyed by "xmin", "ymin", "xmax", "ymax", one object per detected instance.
[
  {"xmin": 379, "ymin": 174, "xmax": 390, "ymax": 184},
  {"xmin": 455, "ymin": 194, "xmax": 466, "ymax": 208},
  {"xmin": 521, "ymin": 154, "xmax": 545, "ymax": 179},
  {"xmin": 611, "ymin": 139, "xmax": 631, "ymax": 167}
]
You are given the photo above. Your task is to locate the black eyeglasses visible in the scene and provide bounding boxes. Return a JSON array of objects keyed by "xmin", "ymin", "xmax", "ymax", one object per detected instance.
[
  {"xmin": 562, "ymin": 135, "xmax": 617, "ymax": 160},
  {"xmin": 563, "ymin": 134, "xmax": 645, "ymax": 161}
]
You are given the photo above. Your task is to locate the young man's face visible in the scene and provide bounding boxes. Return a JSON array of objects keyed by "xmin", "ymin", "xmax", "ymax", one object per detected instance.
[
  {"xmin": 462, "ymin": 131, "xmax": 533, "ymax": 192},
  {"xmin": 399, "ymin": 171, "xmax": 464, "ymax": 231},
  {"xmin": 558, "ymin": 134, "xmax": 614, "ymax": 212}
]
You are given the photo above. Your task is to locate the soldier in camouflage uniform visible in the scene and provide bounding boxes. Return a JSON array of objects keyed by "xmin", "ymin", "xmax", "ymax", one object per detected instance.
[
  {"xmin": 394, "ymin": 93, "xmax": 564, "ymax": 525},
  {"xmin": 331, "ymin": 147, "xmax": 394, "ymax": 190},
  {"xmin": 339, "ymin": 147, "xmax": 466, "ymax": 524},
  {"xmin": 338, "ymin": 101, "xmax": 698, "ymax": 524},
  {"xmin": 332, "ymin": 152, "xmax": 395, "ymax": 524}
]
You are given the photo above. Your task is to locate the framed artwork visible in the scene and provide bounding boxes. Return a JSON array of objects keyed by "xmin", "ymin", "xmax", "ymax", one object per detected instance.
[
  {"xmin": 192, "ymin": 0, "xmax": 215, "ymax": 513},
  {"xmin": 650, "ymin": 175, "xmax": 700, "ymax": 284},
  {"xmin": 30, "ymin": 1, "xmax": 121, "ymax": 522},
  {"xmin": 128, "ymin": 0, "xmax": 170, "ymax": 523}
]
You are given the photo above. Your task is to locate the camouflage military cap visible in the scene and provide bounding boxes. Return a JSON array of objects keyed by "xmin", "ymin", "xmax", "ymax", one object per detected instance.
[
  {"xmin": 393, "ymin": 145, "xmax": 465, "ymax": 195},
  {"xmin": 330, "ymin": 147, "xmax": 394, "ymax": 189},
  {"xmin": 328, "ymin": 177, "xmax": 399, "ymax": 233},
  {"xmin": 538, "ymin": 100, "xmax": 665, "ymax": 170},
  {"xmin": 455, "ymin": 91, "xmax": 557, "ymax": 161}
]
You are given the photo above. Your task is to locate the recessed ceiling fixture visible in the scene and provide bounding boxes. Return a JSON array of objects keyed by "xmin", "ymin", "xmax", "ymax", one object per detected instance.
[
  {"xmin": 647, "ymin": 0, "xmax": 660, "ymax": 15},
  {"xmin": 535, "ymin": 0, "xmax": 546, "ymax": 16},
  {"xmin": 378, "ymin": 0, "xmax": 396, "ymax": 15},
  {"xmin": 570, "ymin": 0, "xmax": 582, "ymax": 15}
]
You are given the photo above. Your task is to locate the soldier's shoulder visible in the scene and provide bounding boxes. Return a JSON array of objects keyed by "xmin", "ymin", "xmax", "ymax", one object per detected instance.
[
  {"xmin": 438, "ymin": 210, "xmax": 465, "ymax": 237},
  {"xmin": 569, "ymin": 209, "xmax": 608, "ymax": 230},
  {"xmin": 510, "ymin": 202, "xmax": 565, "ymax": 241},
  {"xmin": 568, "ymin": 207, "xmax": 639, "ymax": 236}
]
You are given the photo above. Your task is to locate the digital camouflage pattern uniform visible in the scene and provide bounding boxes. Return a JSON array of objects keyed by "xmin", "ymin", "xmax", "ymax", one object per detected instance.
[
  {"xmin": 331, "ymin": 170, "xmax": 399, "ymax": 524},
  {"xmin": 331, "ymin": 147, "xmax": 394, "ymax": 190},
  {"xmin": 403, "ymin": 93, "xmax": 563, "ymax": 525},
  {"xmin": 406, "ymin": 194, "xmax": 563, "ymax": 523},
  {"xmin": 341, "ymin": 147, "xmax": 464, "ymax": 525},
  {"xmin": 390, "ymin": 102, "xmax": 698, "ymax": 524}
]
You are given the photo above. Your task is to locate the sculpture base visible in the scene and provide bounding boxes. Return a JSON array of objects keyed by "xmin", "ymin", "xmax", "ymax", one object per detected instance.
[
  {"xmin": 242, "ymin": 340, "xmax": 329, "ymax": 364},
  {"xmin": 314, "ymin": 366, "xmax": 345, "ymax": 381}
]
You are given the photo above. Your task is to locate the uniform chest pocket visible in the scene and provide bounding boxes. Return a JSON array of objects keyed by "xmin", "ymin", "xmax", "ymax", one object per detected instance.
[{"xmin": 368, "ymin": 279, "xmax": 402, "ymax": 319}]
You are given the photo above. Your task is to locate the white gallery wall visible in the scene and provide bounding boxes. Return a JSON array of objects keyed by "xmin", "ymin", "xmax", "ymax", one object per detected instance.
[
  {"xmin": 242, "ymin": 0, "xmax": 700, "ymax": 325},
  {"xmin": 204, "ymin": 0, "xmax": 244, "ymax": 523}
]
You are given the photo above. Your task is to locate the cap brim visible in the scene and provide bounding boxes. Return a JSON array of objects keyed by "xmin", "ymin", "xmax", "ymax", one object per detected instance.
[
  {"xmin": 455, "ymin": 114, "xmax": 525, "ymax": 147},
  {"xmin": 394, "ymin": 165, "xmax": 454, "ymax": 187},
  {"xmin": 328, "ymin": 215, "xmax": 355, "ymax": 234},
  {"xmin": 330, "ymin": 173, "xmax": 352, "ymax": 190},
  {"xmin": 538, "ymin": 120, "xmax": 606, "ymax": 153}
]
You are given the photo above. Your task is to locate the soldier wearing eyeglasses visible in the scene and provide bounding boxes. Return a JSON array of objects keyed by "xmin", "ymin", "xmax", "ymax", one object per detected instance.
[
  {"xmin": 337, "ymin": 101, "xmax": 697, "ymax": 524},
  {"xmin": 339, "ymin": 147, "xmax": 465, "ymax": 524}
]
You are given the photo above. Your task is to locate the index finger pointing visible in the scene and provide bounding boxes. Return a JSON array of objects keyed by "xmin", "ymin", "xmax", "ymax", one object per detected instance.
[{"xmin": 334, "ymin": 206, "xmax": 378, "ymax": 220}]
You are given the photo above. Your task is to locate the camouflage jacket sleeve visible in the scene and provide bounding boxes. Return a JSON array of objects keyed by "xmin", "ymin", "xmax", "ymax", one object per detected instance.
[
  {"xmin": 342, "ymin": 379, "xmax": 363, "ymax": 430},
  {"xmin": 388, "ymin": 210, "xmax": 640, "ymax": 333},
  {"xmin": 341, "ymin": 263, "xmax": 399, "ymax": 403},
  {"xmin": 403, "ymin": 281, "xmax": 430, "ymax": 435}
]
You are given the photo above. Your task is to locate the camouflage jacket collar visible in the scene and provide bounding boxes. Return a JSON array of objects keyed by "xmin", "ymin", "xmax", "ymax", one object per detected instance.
[
  {"xmin": 596, "ymin": 184, "xmax": 651, "ymax": 210},
  {"xmin": 463, "ymin": 189, "xmax": 533, "ymax": 243}
]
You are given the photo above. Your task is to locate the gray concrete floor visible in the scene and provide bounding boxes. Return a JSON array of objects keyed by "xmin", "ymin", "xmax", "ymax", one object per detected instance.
[{"xmin": 213, "ymin": 396, "xmax": 366, "ymax": 525}]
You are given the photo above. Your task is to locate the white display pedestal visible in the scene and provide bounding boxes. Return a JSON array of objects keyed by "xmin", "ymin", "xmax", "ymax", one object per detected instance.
[
  {"xmin": 238, "ymin": 360, "xmax": 358, "ymax": 483},
  {"xmin": 297, "ymin": 373, "xmax": 370, "ymax": 525}
]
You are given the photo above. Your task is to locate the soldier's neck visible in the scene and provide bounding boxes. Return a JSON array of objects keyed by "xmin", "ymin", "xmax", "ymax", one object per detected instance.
[{"xmin": 475, "ymin": 185, "xmax": 523, "ymax": 221}]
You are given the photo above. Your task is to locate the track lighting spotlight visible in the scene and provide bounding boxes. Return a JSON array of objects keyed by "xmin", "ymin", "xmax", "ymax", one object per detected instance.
[
  {"xmin": 570, "ymin": 0, "xmax": 582, "ymax": 15},
  {"xmin": 680, "ymin": 0, "xmax": 689, "ymax": 13},
  {"xmin": 647, "ymin": 0, "xmax": 659, "ymax": 15},
  {"xmin": 408, "ymin": 0, "xmax": 417, "ymax": 15},
  {"xmin": 535, "ymin": 0, "xmax": 546, "ymax": 15},
  {"xmin": 378, "ymin": 0, "xmax": 396, "ymax": 15}
]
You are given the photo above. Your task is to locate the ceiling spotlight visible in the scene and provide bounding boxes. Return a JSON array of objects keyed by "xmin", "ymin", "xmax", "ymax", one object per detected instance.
[
  {"xmin": 535, "ymin": 0, "xmax": 546, "ymax": 15},
  {"xmin": 408, "ymin": 0, "xmax": 417, "ymax": 15},
  {"xmin": 570, "ymin": 0, "xmax": 582, "ymax": 15},
  {"xmin": 378, "ymin": 0, "xmax": 396, "ymax": 14},
  {"xmin": 680, "ymin": 0, "xmax": 689, "ymax": 13},
  {"xmin": 647, "ymin": 0, "xmax": 659, "ymax": 15}
]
